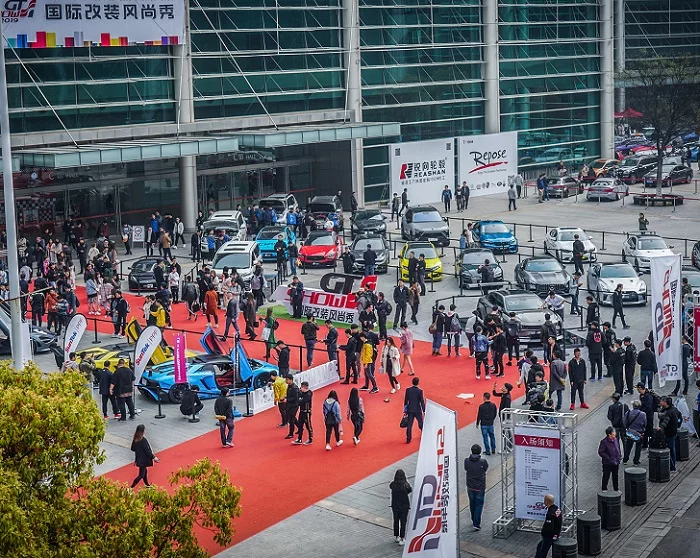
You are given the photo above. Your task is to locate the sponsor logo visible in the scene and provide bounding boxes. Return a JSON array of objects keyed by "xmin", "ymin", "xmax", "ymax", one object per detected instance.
[
  {"xmin": 319, "ymin": 272, "xmax": 377, "ymax": 295},
  {"xmin": 654, "ymin": 268, "xmax": 677, "ymax": 356},
  {"xmin": 135, "ymin": 329, "xmax": 160, "ymax": 367},
  {"xmin": 64, "ymin": 316, "xmax": 85, "ymax": 355},
  {"xmin": 398, "ymin": 159, "xmax": 447, "ymax": 182},
  {"xmin": 2, "ymin": 0, "xmax": 35, "ymax": 21},
  {"xmin": 469, "ymin": 149, "xmax": 508, "ymax": 173}
]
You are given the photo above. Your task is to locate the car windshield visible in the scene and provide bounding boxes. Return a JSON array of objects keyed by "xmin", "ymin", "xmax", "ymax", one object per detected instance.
[
  {"xmin": 355, "ymin": 238, "xmax": 385, "ymax": 251},
  {"xmin": 308, "ymin": 203, "xmax": 336, "ymax": 214},
  {"xmin": 685, "ymin": 274, "xmax": 700, "ymax": 288},
  {"xmin": 558, "ymin": 230, "xmax": 584, "ymax": 241},
  {"xmin": 414, "ymin": 247, "xmax": 438, "ymax": 259},
  {"xmin": 212, "ymin": 253, "xmax": 252, "ymax": 269},
  {"xmin": 204, "ymin": 220, "xmax": 238, "ymax": 232},
  {"xmin": 592, "ymin": 180, "xmax": 613, "ymax": 187},
  {"xmin": 257, "ymin": 228, "xmax": 285, "ymax": 240},
  {"xmin": 661, "ymin": 165, "xmax": 676, "ymax": 173},
  {"xmin": 546, "ymin": 178, "xmax": 564, "ymax": 185},
  {"xmin": 600, "ymin": 265, "xmax": 637, "ymax": 278},
  {"xmin": 413, "ymin": 211, "xmax": 442, "ymax": 223},
  {"xmin": 482, "ymin": 223, "xmax": 509, "ymax": 234},
  {"xmin": 620, "ymin": 158, "xmax": 640, "ymax": 167},
  {"xmin": 355, "ymin": 210, "xmax": 382, "ymax": 221},
  {"xmin": 638, "ymin": 238, "xmax": 667, "ymax": 250},
  {"xmin": 591, "ymin": 160, "xmax": 606, "ymax": 169},
  {"xmin": 462, "ymin": 252, "xmax": 494, "ymax": 265},
  {"xmin": 525, "ymin": 259, "xmax": 562, "ymax": 272},
  {"xmin": 504, "ymin": 294, "xmax": 543, "ymax": 311},
  {"xmin": 259, "ymin": 200, "xmax": 286, "ymax": 212},
  {"xmin": 131, "ymin": 261, "xmax": 155, "ymax": 273},
  {"xmin": 306, "ymin": 233, "xmax": 335, "ymax": 246}
]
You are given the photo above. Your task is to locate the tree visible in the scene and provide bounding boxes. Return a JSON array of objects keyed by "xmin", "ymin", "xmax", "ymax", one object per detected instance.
[
  {"xmin": 0, "ymin": 363, "xmax": 242, "ymax": 557},
  {"xmin": 621, "ymin": 56, "xmax": 700, "ymax": 196}
]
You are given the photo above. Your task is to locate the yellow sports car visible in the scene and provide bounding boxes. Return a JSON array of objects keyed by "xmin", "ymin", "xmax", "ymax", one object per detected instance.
[{"xmin": 399, "ymin": 241, "xmax": 443, "ymax": 282}]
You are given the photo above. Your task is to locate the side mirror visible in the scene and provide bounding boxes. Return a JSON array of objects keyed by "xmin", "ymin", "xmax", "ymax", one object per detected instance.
[
  {"xmin": 669, "ymin": 245, "xmax": 675, "ymax": 249},
  {"xmin": 443, "ymin": 217, "xmax": 448, "ymax": 222},
  {"xmin": 638, "ymin": 272, "xmax": 644, "ymax": 277},
  {"xmin": 127, "ymin": 266, "xmax": 132, "ymax": 270}
]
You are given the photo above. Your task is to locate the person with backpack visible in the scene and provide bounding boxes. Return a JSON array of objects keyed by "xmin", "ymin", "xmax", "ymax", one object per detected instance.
[
  {"xmin": 430, "ymin": 305, "xmax": 447, "ymax": 356},
  {"xmin": 504, "ymin": 312, "xmax": 520, "ymax": 365},
  {"xmin": 623, "ymin": 336, "xmax": 637, "ymax": 394},
  {"xmin": 607, "ymin": 393, "xmax": 629, "ymax": 448},
  {"xmin": 182, "ymin": 276, "xmax": 199, "ymax": 321},
  {"xmin": 586, "ymin": 322, "xmax": 604, "ymax": 380},
  {"xmin": 548, "ymin": 351, "xmax": 567, "ymax": 411},
  {"xmin": 636, "ymin": 383, "xmax": 657, "ymax": 449},
  {"xmin": 375, "ymin": 292, "xmax": 391, "ymax": 340},
  {"xmin": 445, "ymin": 304, "xmax": 462, "ymax": 357},
  {"xmin": 322, "ymin": 390, "xmax": 343, "ymax": 451},
  {"xmin": 477, "ymin": 259, "xmax": 495, "ymax": 294},
  {"xmin": 359, "ymin": 332, "xmax": 379, "ymax": 394},
  {"xmin": 658, "ymin": 396, "xmax": 682, "ymax": 471},
  {"xmin": 473, "ymin": 325, "xmax": 492, "ymax": 380},
  {"xmin": 622, "ymin": 400, "xmax": 647, "ymax": 465}
]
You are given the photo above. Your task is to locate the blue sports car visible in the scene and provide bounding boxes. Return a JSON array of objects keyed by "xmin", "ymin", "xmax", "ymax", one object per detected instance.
[
  {"xmin": 255, "ymin": 225, "xmax": 296, "ymax": 262},
  {"xmin": 137, "ymin": 328, "xmax": 279, "ymax": 403},
  {"xmin": 472, "ymin": 220, "xmax": 518, "ymax": 254}
]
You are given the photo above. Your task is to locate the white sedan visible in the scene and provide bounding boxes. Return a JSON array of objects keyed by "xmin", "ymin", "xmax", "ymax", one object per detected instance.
[
  {"xmin": 621, "ymin": 232, "xmax": 675, "ymax": 272},
  {"xmin": 587, "ymin": 263, "xmax": 647, "ymax": 305},
  {"xmin": 543, "ymin": 227, "xmax": 598, "ymax": 263}
]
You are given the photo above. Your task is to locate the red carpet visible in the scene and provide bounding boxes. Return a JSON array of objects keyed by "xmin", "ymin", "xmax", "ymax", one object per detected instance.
[{"xmin": 72, "ymin": 288, "xmax": 524, "ymax": 552}]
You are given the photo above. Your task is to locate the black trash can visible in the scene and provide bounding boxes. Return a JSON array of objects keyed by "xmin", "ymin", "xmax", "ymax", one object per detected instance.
[
  {"xmin": 648, "ymin": 448, "xmax": 670, "ymax": 483},
  {"xmin": 597, "ymin": 491, "xmax": 622, "ymax": 531},
  {"xmin": 676, "ymin": 428, "xmax": 690, "ymax": 462},
  {"xmin": 624, "ymin": 467, "xmax": 647, "ymax": 506},
  {"xmin": 552, "ymin": 537, "xmax": 578, "ymax": 558},
  {"xmin": 577, "ymin": 514, "xmax": 602, "ymax": 556}
]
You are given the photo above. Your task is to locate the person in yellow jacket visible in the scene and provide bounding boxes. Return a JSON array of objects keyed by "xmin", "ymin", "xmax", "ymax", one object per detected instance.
[
  {"xmin": 149, "ymin": 300, "xmax": 167, "ymax": 329},
  {"xmin": 359, "ymin": 332, "xmax": 379, "ymax": 393},
  {"xmin": 270, "ymin": 370, "xmax": 288, "ymax": 427}
]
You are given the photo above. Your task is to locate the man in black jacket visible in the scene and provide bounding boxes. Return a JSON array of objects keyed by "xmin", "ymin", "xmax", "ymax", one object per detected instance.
[
  {"xmin": 568, "ymin": 348, "xmax": 588, "ymax": 410},
  {"xmin": 623, "ymin": 336, "xmax": 637, "ymax": 394},
  {"xmin": 602, "ymin": 322, "xmax": 617, "ymax": 377},
  {"xmin": 393, "ymin": 280, "xmax": 409, "ymax": 330},
  {"xmin": 323, "ymin": 320, "xmax": 338, "ymax": 363},
  {"xmin": 407, "ymin": 251, "xmax": 418, "ymax": 285},
  {"xmin": 99, "ymin": 365, "xmax": 120, "ymax": 419},
  {"xmin": 111, "ymin": 359, "xmax": 136, "ymax": 421},
  {"xmin": 275, "ymin": 340, "xmax": 291, "ymax": 376},
  {"xmin": 585, "ymin": 295, "xmax": 600, "ymax": 327},
  {"xmin": 375, "ymin": 293, "xmax": 390, "ymax": 340},
  {"xmin": 404, "ymin": 377, "xmax": 425, "ymax": 444},
  {"xmin": 610, "ymin": 340, "xmax": 626, "ymax": 395},
  {"xmin": 214, "ymin": 387, "xmax": 234, "ymax": 447},
  {"xmin": 283, "ymin": 374, "xmax": 300, "ymax": 439},
  {"xmin": 274, "ymin": 234, "xmax": 287, "ymax": 271},
  {"xmin": 611, "ymin": 283, "xmax": 630, "ymax": 329},
  {"xmin": 341, "ymin": 246, "xmax": 355, "ymax": 274},
  {"xmin": 416, "ymin": 254, "xmax": 427, "ymax": 296},
  {"xmin": 607, "ymin": 392, "xmax": 629, "ymax": 446},
  {"xmin": 659, "ymin": 397, "xmax": 681, "ymax": 471},
  {"xmin": 359, "ymin": 303, "xmax": 377, "ymax": 332},
  {"xmin": 637, "ymin": 339, "xmax": 657, "ymax": 389},
  {"xmin": 572, "ymin": 234, "xmax": 586, "ymax": 275},
  {"xmin": 464, "ymin": 444, "xmax": 489, "ymax": 530},
  {"xmin": 289, "ymin": 276, "xmax": 304, "ymax": 319},
  {"xmin": 340, "ymin": 327, "xmax": 360, "ymax": 383},
  {"xmin": 292, "ymin": 381, "xmax": 313, "ymax": 445},
  {"xmin": 636, "ymin": 383, "xmax": 655, "ymax": 449},
  {"xmin": 363, "ymin": 243, "xmax": 377, "ymax": 277},
  {"xmin": 180, "ymin": 385, "xmax": 204, "ymax": 417},
  {"xmin": 301, "ymin": 314, "xmax": 319, "ymax": 366},
  {"xmin": 476, "ymin": 393, "xmax": 498, "ymax": 455},
  {"xmin": 535, "ymin": 495, "xmax": 562, "ymax": 558},
  {"xmin": 586, "ymin": 322, "xmax": 604, "ymax": 380}
]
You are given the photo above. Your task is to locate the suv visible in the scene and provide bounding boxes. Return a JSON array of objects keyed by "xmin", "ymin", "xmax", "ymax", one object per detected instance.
[
  {"xmin": 614, "ymin": 155, "xmax": 657, "ymax": 184},
  {"xmin": 621, "ymin": 232, "xmax": 674, "ymax": 272},
  {"xmin": 307, "ymin": 195, "xmax": 344, "ymax": 230},
  {"xmin": 200, "ymin": 210, "xmax": 247, "ymax": 257},
  {"xmin": 256, "ymin": 193, "xmax": 298, "ymax": 224},
  {"xmin": 211, "ymin": 241, "xmax": 261, "ymax": 287},
  {"xmin": 400, "ymin": 205, "xmax": 450, "ymax": 247}
]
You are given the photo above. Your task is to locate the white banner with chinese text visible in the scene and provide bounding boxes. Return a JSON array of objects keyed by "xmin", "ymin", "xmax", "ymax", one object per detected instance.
[
  {"xmin": 390, "ymin": 139, "xmax": 455, "ymax": 206},
  {"xmin": 514, "ymin": 425, "xmax": 561, "ymax": 521},
  {"xmin": 650, "ymin": 254, "xmax": 683, "ymax": 387}
]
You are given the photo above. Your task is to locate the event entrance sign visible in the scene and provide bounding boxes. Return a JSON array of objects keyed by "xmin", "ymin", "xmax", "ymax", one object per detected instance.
[
  {"xmin": 457, "ymin": 132, "xmax": 518, "ymax": 198},
  {"xmin": 390, "ymin": 138, "xmax": 455, "ymax": 206},
  {"xmin": 650, "ymin": 254, "xmax": 682, "ymax": 387},
  {"xmin": 2, "ymin": 0, "xmax": 186, "ymax": 47},
  {"xmin": 514, "ymin": 425, "xmax": 561, "ymax": 521}
]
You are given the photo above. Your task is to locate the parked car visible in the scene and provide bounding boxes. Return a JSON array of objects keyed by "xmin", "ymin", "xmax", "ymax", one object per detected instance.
[
  {"xmin": 399, "ymin": 241, "xmax": 443, "ymax": 282},
  {"xmin": 0, "ymin": 303, "xmax": 57, "ymax": 355},
  {"xmin": 255, "ymin": 225, "xmax": 296, "ymax": 263},
  {"xmin": 545, "ymin": 175, "xmax": 580, "ymax": 198},
  {"xmin": 643, "ymin": 164, "xmax": 693, "ymax": 188},
  {"xmin": 543, "ymin": 227, "xmax": 597, "ymax": 263},
  {"xmin": 682, "ymin": 266, "xmax": 700, "ymax": 297},
  {"xmin": 350, "ymin": 208, "xmax": 387, "ymax": 238},
  {"xmin": 471, "ymin": 220, "xmax": 518, "ymax": 254},
  {"xmin": 350, "ymin": 234, "xmax": 389, "ymax": 274},
  {"xmin": 476, "ymin": 289, "xmax": 562, "ymax": 345},
  {"xmin": 211, "ymin": 241, "xmax": 261, "ymax": 286},
  {"xmin": 400, "ymin": 205, "xmax": 450, "ymax": 247},
  {"xmin": 200, "ymin": 210, "xmax": 247, "ymax": 256},
  {"xmin": 621, "ymin": 232, "xmax": 675, "ymax": 272},
  {"xmin": 614, "ymin": 155, "xmax": 657, "ymax": 183},
  {"xmin": 514, "ymin": 256, "xmax": 571, "ymax": 296},
  {"xmin": 586, "ymin": 177, "xmax": 628, "ymax": 201},
  {"xmin": 582, "ymin": 158, "xmax": 620, "ymax": 182},
  {"xmin": 586, "ymin": 263, "xmax": 647, "ymax": 306},
  {"xmin": 691, "ymin": 240, "xmax": 700, "ymax": 270},
  {"xmin": 255, "ymin": 193, "xmax": 298, "ymax": 224},
  {"xmin": 455, "ymin": 248, "xmax": 503, "ymax": 289},
  {"xmin": 307, "ymin": 195, "xmax": 344, "ymax": 231},
  {"xmin": 299, "ymin": 230, "xmax": 343, "ymax": 267},
  {"xmin": 127, "ymin": 257, "xmax": 166, "ymax": 291},
  {"xmin": 534, "ymin": 147, "xmax": 573, "ymax": 165}
]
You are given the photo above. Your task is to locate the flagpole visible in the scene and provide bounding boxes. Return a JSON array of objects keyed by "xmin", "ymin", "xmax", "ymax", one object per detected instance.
[{"xmin": 0, "ymin": 27, "xmax": 28, "ymax": 368}]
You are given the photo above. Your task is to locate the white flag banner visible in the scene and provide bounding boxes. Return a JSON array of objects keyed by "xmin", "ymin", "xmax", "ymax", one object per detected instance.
[
  {"xmin": 676, "ymin": 395, "xmax": 696, "ymax": 436},
  {"xmin": 63, "ymin": 313, "xmax": 87, "ymax": 362},
  {"xmin": 133, "ymin": 325, "xmax": 163, "ymax": 383},
  {"xmin": 403, "ymin": 400, "xmax": 458, "ymax": 558},
  {"xmin": 650, "ymin": 254, "xmax": 683, "ymax": 387}
]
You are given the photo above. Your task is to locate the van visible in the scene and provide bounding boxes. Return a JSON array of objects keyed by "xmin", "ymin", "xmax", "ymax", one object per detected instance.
[
  {"xmin": 211, "ymin": 241, "xmax": 261, "ymax": 287},
  {"xmin": 200, "ymin": 210, "xmax": 247, "ymax": 256}
]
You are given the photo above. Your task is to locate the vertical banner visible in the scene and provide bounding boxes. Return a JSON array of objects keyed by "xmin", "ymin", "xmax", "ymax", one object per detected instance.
[
  {"xmin": 63, "ymin": 312, "xmax": 87, "ymax": 361},
  {"xmin": 133, "ymin": 325, "xmax": 163, "ymax": 382},
  {"xmin": 20, "ymin": 322, "xmax": 33, "ymax": 367},
  {"xmin": 173, "ymin": 333, "xmax": 187, "ymax": 384},
  {"xmin": 390, "ymin": 139, "xmax": 455, "ymax": 206},
  {"xmin": 514, "ymin": 425, "xmax": 562, "ymax": 520},
  {"xmin": 650, "ymin": 254, "xmax": 683, "ymax": 387},
  {"xmin": 457, "ymin": 132, "xmax": 518, "ymax": 198},
  {"xmin": 403, "ymin": 400, "xmax": 458, "ymax": 558},
  {"xmin": 694, "ymin": 306, "xmax": 700, "ymax": 373}
]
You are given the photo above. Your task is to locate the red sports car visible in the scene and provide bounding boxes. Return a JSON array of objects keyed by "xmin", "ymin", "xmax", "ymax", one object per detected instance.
[{"xmin": 299, "ymin": 230, "xmax": 343, "ymax": 267}]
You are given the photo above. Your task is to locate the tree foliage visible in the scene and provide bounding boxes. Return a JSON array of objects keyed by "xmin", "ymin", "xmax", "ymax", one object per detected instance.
[{"xmin": 0, "ymin": 362, "xmax": 242, "ymax": 557}]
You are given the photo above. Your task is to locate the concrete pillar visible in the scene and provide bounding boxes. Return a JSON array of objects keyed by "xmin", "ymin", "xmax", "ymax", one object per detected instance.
[
  {"xmin": 614, "ymin": 0, "xmax": 626, "ymax": 113},
  {"xmin": 600, "ymin": 0, "xmax": 615, "ymax": 159},
  {"xmin": 483, "ymin": 0, "xmax": 500, "ymax": 135},
  {"xmin": 343, "ymin": 0, "xmax": 365, "ymax": 207}
]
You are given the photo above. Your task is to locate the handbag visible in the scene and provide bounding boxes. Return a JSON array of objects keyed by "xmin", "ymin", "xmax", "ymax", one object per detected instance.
[
  {"xmin": 261, "ymin": 327, "xmax": 271, "ymax": 341},
  {"xmin": 399, "ymin": 413, "xmax": 409, "ymax": 428},
  {"xmin": 428, "ymin": 322, "xmax": 437, "ymax": 334},
  {"xmin": 215, "ymin": 414, "xmax": 227, "ymax": 421},
  {"xmin": 625, "ymin": 429, "xmax": 641, "ymax": 442}
]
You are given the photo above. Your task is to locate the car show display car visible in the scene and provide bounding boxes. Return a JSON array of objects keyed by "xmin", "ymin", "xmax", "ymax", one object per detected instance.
[
  {"xmin": 400, "ymin": 205, "xmax": 450, "ymax": 247},
  {"xmin": 514, "ymin": 256, "xmax": 572, "ymax": 296},
  {"xmin": 255, "ymin": 193, "xmax": 298, "ymax": 224},
  {"xmin": 299, "ymin": 230, "xmax": 342, "ymax": 267},
  {"xmin": 643, "ymin": 164, "xmax": 693, "ymax": 188},
  {"xmin": 399, "ymin": 241, "xmax": 443, "ymax": 282},
  {"xmin": 212, "ymin": 241, "xmax": 261, "ymax": 284},
  {"xmin": 350, "ymin": 234, "xmax": 389, "ymax": 274},
  {"xmin": 350, "ymin": 208, "xmax": 387, "ymax": 238},
  {"xmin": 543, "ymin": 227, "xmax": 597, "ymax": 263},
  {"xmin": 255, "ymin": 225, "xmax": 296, "ymax": 262},
  {"xmin": 613, "ymin": 155, "xmax": 657, "ymax": 183},
  {"xmin": 200, "ymin": 210, "xmax": 248, "ymax": 257},
  {"xmin": 582, "ymin": 158, "xmax": 620, "ymax": 182},
  {"xmin": 476, "ymin": 289, "xmax": 562, "ymax": 345},
  {"xmin": 586, "ymin": 263, "xmax": 647, "ymax": 306},
  {"xmin": 307, "ymin": 195, "xmax": 344, "ymax": 231},
  {"xmin": 621, "ymin": 232, "xmax": 675, "ymax": 272},
  {"xmin": 471, "ymin": 220, "xmax": 518, "ymax": 254},
  {"xmin": 454, "ymin": 248, "xmax": 503, "ymax": 289},
  {"xmin": 127, "ymin": 257, "xmax": 166, "ymax": 291},
  {"xmin": 545, "ymin": 175, "xmax": 580, "ymax": 197},
  {"xmin": 586, "ymin": 177, "xmax": 628, "ymax": 201},
  {"xmin": 0, "ymin": 303, "xmax": 57, "ymax": 355}
]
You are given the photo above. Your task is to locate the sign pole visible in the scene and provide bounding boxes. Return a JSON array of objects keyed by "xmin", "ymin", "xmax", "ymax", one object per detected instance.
[{"xmin": 0, "ymin": 29, "xmax": 27, "ymax": 369}]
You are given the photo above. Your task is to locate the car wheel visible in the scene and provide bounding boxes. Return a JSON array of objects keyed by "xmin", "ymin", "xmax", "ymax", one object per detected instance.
[
  {"xmin": 168, "ymin": 384, "xmax": 187, "ymax": 404},
  {"xmin": 621, "ymin": 250, "xmax": 627, "ymax": 263}
]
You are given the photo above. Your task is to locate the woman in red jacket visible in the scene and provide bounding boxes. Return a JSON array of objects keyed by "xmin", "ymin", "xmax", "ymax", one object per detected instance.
[{"xmin": 204, "ymin": 284, "xmax": 219, "ymax": 327}]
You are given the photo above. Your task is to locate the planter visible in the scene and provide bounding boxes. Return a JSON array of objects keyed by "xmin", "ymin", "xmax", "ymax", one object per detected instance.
[{"xmin": 632, "ymin": 193, "xmax": 684, "ymax": 206}]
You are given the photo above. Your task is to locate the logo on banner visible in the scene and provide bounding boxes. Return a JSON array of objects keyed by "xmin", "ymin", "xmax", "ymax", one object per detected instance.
[
  {"xmin": 468, "ymin": 149, "xmax": 509, "ymax": 173},
  {"xmin": 319, "ymin": 273, "xmax": 376, "ymax": 294},
  {"xmin": 173, "ymin": 333, "xmax": 187, "ymax": 384},
  {"xmin": 654, "ymin": 268, "xmax": 678, "ymax": 356},
  {"xmin": 2, "ymin": 0, "xmax": 36, "ymax": 21},
  {"xmin": 133, "ymin": 325, "xmax": 163, "ymax": 381},
  {"xmin": 398, "ymin": 159, "xmax": 448, "ymax": 184},
  {"xmin": 63, "ymin": 313, "xmax": 87, "ymax": 361}
]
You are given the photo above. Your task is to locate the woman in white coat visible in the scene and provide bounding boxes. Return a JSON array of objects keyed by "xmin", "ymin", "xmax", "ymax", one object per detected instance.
[{"xmin": 380, "ymin": 337, "xmax": 402, "ymax": 394}]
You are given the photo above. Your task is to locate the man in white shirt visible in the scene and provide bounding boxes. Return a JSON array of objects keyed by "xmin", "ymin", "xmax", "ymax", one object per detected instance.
[{"xmin": 542, "ymin": 290, "xmax": 567, "ymax": 323}]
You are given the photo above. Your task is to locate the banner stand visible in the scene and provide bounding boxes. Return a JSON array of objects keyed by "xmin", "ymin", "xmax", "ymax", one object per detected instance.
[{"xmin": 493, "ymin": 409, "xmax": 579, "ymax": 540}]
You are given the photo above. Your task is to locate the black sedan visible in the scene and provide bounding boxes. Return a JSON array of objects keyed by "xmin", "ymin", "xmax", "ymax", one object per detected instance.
[
  {"xmin": 643, "ymin": 164, "xmax": 693, "ymax": 187},
  {"xmin": 350, "ymin": 234, "xmax": 389, "ymax": 274},
  {"xmin": 455, "ymin": 249, "xmax": 503, "ymax": 289},
  {"xmin": 350, "ymin": 209, "xmax": 388, "ymax": 238},
  {"xmin": 514, "ymin": 256, "xmax": 572, "ymax": 296},
  {"xmin": 613, "ymin": 155, "xmax": 657, "ymax": 184},
  {"xmin": 127, "ymin": 257, "xmax": 166, "ymax": 291}
]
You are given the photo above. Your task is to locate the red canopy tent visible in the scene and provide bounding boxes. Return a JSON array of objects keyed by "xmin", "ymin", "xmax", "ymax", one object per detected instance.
[{"xmin": 614, "ymin": 108, "xmax": 644, "ymax": 119}]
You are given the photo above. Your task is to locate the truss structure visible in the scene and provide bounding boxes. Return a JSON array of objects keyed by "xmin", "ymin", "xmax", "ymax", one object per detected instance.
[{"xmin": 492, "ymin": 409, "xmax": 579, "ymax": 539}]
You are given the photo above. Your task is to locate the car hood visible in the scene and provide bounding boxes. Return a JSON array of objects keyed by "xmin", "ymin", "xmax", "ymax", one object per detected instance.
[
  {"xmin": 597, "ymin": 277, "xmax": 645, "ymax": 292},
  {"xmin": 514, "ymin": 311, "xmax": 560, "ymax": 327},
  {"xmin": 461, "ymin": 264, "xmax": 503, "ymax": 277},
  {"xmin": 521, "ymin": 270, "xmax": 569, "ymax": 283},
  {"xmin": 554, "ymin": 240, "xmax": 596, "ymax": 251},
  {"xmin": 300, "ymin": 245, "xmax": 334, "ymax": 255},
  {"xmin": 481, "ymin": 232, "xmax": 515, "ymax": 241},
  {"xmin": 354, "ymin": 220, "xmax": 385, "ymax": 230},
  {"xmin": 30, "ymin": 325, "xmax": 58, "ymax": 340},
  {"xmin": 256, "ymin": 239, "xmax": 282, "ymax": 250},
  {"xmin": 635, "ymin": 249, "xmax": 675, "ymax": 257},
  {"xmin": 352, "ymin": 249, "xmax": 388, "ymax": 262},
  {"xmin": 412, "ymin": 223, "xmax": 448, "ymax": 233}
]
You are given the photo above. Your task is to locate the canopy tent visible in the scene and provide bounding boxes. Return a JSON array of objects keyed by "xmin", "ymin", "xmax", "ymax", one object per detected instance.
[{"xmin": 614, "ymin": 108, "xmax": 644, "ymax": 119}]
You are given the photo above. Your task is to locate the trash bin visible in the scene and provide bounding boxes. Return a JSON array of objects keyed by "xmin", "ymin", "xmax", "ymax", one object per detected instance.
[
  {"xmin": 597, "ymin": 491, "xmax": 622, "ymax": 531},
  {"xmin": 577, "ymin": 514, "xmax": 602, "ymax": 556},
  {"xmin": 624, "ymin": 467, "xmax": 647, "ymax": 506},
  {"xmin": 676, "ymin": 428, "xmax": 690, "ymax": 462},
  {"xmin": 648, "ymin": 448, "xmax": 670, "ymax": 483},
  {"xmin": 552, "ymin": 537, "xmax": 578, "ymax": 558}
]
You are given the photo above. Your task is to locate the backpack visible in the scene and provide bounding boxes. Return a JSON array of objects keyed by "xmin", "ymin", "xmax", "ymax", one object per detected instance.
[
  {"xmin": 324, "ymin": 401, "xmax": 338, "ymax": 425},
  {"xmin": 506, "ymin": 319, "xmax": 519, "ymax": 338},
  {"xmin": 450, "ymin": 314, "xmax": 461, "ymax": 333},
  {"xmin": 482, "ymin": 265, "xmax": 494, "ymax": 283},
  {"xmin": 545, "ymin": 322, "xmax": 557, "ymax": 339},
  {"xmin": 648, "ymin": 390, "xmax": 662, "ymax": 412},
  {"xmin": 385, "ymin": 302, "xmax": 393, "ymax": 315}
]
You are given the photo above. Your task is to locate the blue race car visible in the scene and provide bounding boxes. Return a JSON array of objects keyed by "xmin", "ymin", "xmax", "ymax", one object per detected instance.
[
  {"xmin": 137, "ymin": 328, "xmax": 278, "ymax": 403},
  {"xmin": 255, "ymin": 225, "xmax": 296, "ymax": 262},
  {"xmin": 472, "ymin": 220, "xmax": 518, "ymax": 254}
]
